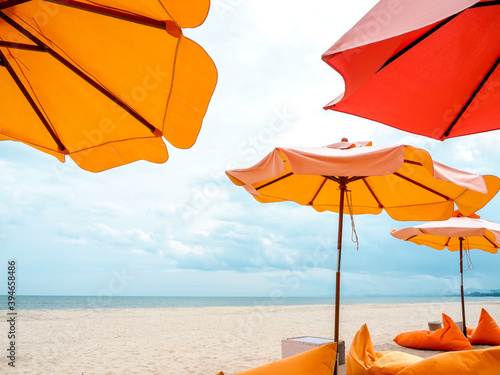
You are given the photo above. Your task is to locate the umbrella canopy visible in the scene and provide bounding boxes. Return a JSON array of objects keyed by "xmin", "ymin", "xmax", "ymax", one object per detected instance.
[
  {"xmin": 322, "ymin": 0, "xmax": 500, "ymax": 140},
  {"xmin": 226, "ymin": 140, "xmax": 500, "ymax": 343},
  {"xmin": 0, "ymin": 0, "xmax": 217, "ymax": 172},
  {"xmin": 391, "ymin": 211, "xmax": 500, "ymax": 336}
]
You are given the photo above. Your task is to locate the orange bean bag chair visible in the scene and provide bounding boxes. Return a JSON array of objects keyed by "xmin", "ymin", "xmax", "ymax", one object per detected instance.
[
  {"xmin": 467, "ymin": 308, "xmax": 500, "ymax": 345},
  {"xmin": 217, "ymin": 341, "xmax": 337, "ymax": 375},
  {"xmin": 398, "ymin": 346, "xmax": 500, "ymax": 375},
  {"xmin": 347, "ymin": 324, "xmax": 423, "ymax": 375},
  {"xmin": 348, "ymin": 323, "xmax": 500, "ymax": 375},
  {"xmin": 393, "ymin": 313, "xmax": 473, "ymax": 351}
]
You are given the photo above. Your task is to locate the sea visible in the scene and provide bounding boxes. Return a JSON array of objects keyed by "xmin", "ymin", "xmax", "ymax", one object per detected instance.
[{"xmin": 1, "ymin": 295, "xmax": 499, "ymax": 310}]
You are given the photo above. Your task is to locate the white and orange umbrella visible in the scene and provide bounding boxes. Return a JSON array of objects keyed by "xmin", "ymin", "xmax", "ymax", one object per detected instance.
[
  {"xmin": 391, "ymin": 211, "xmax": 500, "ymax": 336},
  {"xmin": 227, "ymin": 140, "xmax": 500, "ymax": 343}
]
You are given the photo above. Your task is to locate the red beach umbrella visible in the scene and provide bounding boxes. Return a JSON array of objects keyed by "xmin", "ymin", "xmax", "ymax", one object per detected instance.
[{"xmin": 322, "ymin": 0, "xmax": 500, "ymax": 140}]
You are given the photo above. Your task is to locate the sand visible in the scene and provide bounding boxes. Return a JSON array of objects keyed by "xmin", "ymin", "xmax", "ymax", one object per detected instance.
[{"xmin": 1, "ymin": 301, "xmax": 499, "ymax": 374}]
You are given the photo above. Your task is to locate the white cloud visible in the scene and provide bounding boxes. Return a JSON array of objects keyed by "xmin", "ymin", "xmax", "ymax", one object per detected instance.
[{"xmin": 2, "ymin": 0, "xmax": 500, "ymax": 297}]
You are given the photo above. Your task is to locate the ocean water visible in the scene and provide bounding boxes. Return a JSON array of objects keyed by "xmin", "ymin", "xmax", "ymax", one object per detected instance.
[{"xmin": 1, "ymin": 295, "xmax": 499, "ymax": 310}]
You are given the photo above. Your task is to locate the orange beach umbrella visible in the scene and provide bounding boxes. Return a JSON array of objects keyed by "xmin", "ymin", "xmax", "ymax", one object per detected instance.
[
  {"xmin": 391, "ymin": 211, "xmax": 500, "ymax": 336},
  {"xmin": 0, "ymin": 0, "xmax": 217, "ymax": 172},
  {"xmin": 322, "ymin": 0, "xmax": 500, "ymax": 140},
  {"xmin": 226, "ymin": 139, "xmax": 500, "ymax": 343}
]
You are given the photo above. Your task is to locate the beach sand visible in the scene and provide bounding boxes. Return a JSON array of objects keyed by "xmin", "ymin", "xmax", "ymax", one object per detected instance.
[{"xmin": 1, "ymin": 301, "xmax": 499, "ymax": 374}]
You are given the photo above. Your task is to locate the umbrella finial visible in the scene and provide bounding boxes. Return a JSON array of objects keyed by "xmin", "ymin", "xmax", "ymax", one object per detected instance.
[{"xmin": 327, "ymin": 139, "xmax": 371, "ymax": 149}]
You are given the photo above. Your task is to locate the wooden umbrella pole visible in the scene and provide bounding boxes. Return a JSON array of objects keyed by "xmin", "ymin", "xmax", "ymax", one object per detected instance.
[
  {"xmin": 333, "ymin": 179, "xmax": 346, "ymax": 375},
  {"xmin": 334, "ymin": 179, "xmax": 346, "ymax": 343},
  {"xmin": 459, "ymin": 237, "xmax": 467, "ymax": 337}
]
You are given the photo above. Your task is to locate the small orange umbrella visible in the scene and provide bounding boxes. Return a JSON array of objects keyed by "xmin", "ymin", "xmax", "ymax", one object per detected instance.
[
  {"xmin": 0, "ymin": 0, "xmax": 217, "ymax": 171},
  {"xmin": 322, "ymin": 0, "xmax": 500, "ymax": 140},
  {"xmin": 391, "ymin": 211, "xmax": 500, "ymax": 336},
  {"xmin": 226, "ymin": 139, "xmax": 500, "ymax": 343}
]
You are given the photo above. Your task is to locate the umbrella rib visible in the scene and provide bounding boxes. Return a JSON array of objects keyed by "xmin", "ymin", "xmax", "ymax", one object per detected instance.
[
  {"xmin": 325, "ymin": 176, "xmax": 340, "ymax": 183},
  {"xmin": 378, "ymin": 14, "xmax": 460, "ymax": 71},
  {"xmin": 483, "ymin": 234, "xmax": 499, "ymax": 248},
  {"xmin": 324, "ymin": 176, "xmax": 366, "ymax": 184},
  {"xmin": 444, "ymin": 55, "xmax": 500, "ymax": 138},
  {"xmin": 378, "ymin": 1, "xmax": 500, "ymax": 72},
  {"xmin": 0, "ymin": 48, "xmax": 66, "ymax": 152},
  {"xmin": 472, "ymin": 0, "xmax": 500, "ymax": 8},
  {"xmin": 347, "ymin": 176, "xmax": 366, "ymax": 183},
  {"xmin": 45, "ymin": 0, "xmax": 167, "ymax": 29},
  {"xmin": 362, "ymin": 178, "xmax": 383, "ymax": 208},
  {"xmin": 0, "ymin": 0, "xmax": 30, "ymax": 10},
  {"xmin": 255, "ymin": 172, "xmax": 294, "ymax": 191},
  {"xmin": 0, "ymin": 41, "xmax": 43, "ymax": 51},
  {"xmin": 0, "ymin": 12, "xmax": 161, "ymax": 136},
  {"xmin": 444, "ymin": 237, "xmax": 451, "ymax": 247},
  {"xmin": 404, "ymin": 159, "xmax": 423, "ymax": 166},
  {"xmin": 308, "ymin": 177, "xmax": 328, "ymax": 206},
  {"xmin": 393, "ymin": 172, "xmax": 450, "ymax": 200}
]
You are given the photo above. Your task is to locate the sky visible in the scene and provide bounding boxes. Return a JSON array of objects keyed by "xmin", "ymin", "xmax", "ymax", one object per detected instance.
[{"xmin": 2, "ymin": 0, "xmax": 500, "ymax": 299}]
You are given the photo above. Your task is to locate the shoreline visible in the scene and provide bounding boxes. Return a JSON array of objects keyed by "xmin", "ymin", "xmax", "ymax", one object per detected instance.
[
  {"xmin": 1, "ymin": 301, "xmax": 498, "ymax": 374},
  {"xmin": 2, "ymin": 295, "xmax": 500, "ymax": 311}
]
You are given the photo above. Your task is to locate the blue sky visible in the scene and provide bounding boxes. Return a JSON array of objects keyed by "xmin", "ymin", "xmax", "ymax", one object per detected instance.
[{"xmin": 2, "ymin": 0, "xmax": 500, "ymax": 298}]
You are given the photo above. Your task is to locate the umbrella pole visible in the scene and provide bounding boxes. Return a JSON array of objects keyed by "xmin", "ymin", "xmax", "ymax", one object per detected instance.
[
  {"xmin": 459, "ymin": 237, "xmax": 467, "ymax": 337},
  {"xmin": 332, "ymin": 179, "xmax": 346, "ymax": 375},
  {"xmin": 334, "ymin": 180, "xmax": 346, "ymax": 344}
]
